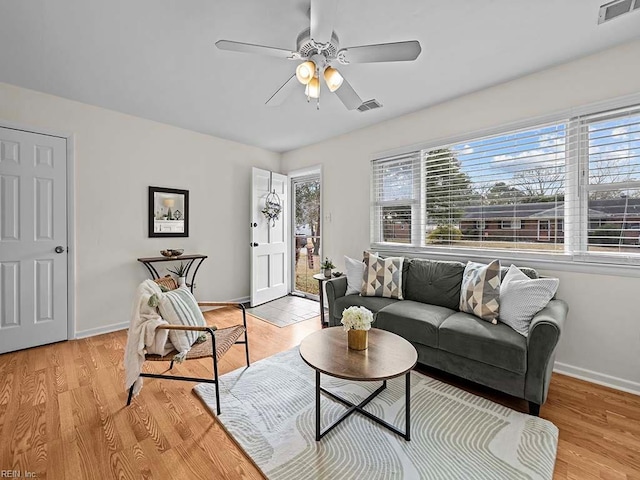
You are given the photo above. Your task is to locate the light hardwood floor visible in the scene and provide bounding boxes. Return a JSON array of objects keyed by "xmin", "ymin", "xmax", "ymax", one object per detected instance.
[{"xmin": 0, "ymin": 307, "xmax": 638, "ymax": 479}]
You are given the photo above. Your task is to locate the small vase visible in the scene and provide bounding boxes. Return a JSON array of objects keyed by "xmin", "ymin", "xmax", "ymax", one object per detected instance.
[
  {"xmin": 177, "ymin": 277, "xmax": 186, "ymax": 288},
  {"xmin": 348, "ymin": 329, "xmax": 368, "ymax": 350},
  {"xmin": 324, "ymin": 268, "xmax": 332, "ymax": 278}
]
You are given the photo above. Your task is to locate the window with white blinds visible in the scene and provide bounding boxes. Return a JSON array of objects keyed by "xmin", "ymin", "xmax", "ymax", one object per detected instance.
[
  {"xmin": 581, "ymin": 105, "xmax": 640, "ymax": 259},
  {"xmin": 371, "ymin": 103, "xmax": 640, "ymax": 265},
  {"xmin": 372, "ymin": 152, "xmax": 421, "ymax": 244}
]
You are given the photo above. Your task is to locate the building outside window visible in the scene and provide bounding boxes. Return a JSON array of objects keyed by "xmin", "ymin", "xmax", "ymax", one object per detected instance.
[{"xmin": 500, "ymin": 220, "xmax": 522, "ymax": 230}]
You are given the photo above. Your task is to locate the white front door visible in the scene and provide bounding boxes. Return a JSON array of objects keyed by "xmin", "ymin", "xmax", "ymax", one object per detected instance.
[
  {"xmin": 0, "ymin": 127, "xmax": 68, "ymax": 354},
  {"xmin": 251, "ymin": 167, "xmax": 288, "ymax": 307}
]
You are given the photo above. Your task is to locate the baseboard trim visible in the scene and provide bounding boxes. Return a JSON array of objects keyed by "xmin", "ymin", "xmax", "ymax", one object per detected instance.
[
  {"xmin": 554, "ymin": 362, "xmax": 640, "ymax": 396},
  {"xmin": 229, "ymin": 296, "xmax": 250, "ymax": 304},
  {"xmin": 75, "ymin": 296, "xmax": 252, "ymax": 339},
  {"xmin": 198, "ymin": 296, "xmax": 251, "ymax": 311},
  {"xmin": 75, "ymin": 321, "xmax": 129, "ymax": 339}
]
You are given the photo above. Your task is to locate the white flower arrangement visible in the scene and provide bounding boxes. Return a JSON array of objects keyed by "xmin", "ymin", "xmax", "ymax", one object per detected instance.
[{"xmin": 341, "ymin": 306, "xmax": 374, "ymax": 331}]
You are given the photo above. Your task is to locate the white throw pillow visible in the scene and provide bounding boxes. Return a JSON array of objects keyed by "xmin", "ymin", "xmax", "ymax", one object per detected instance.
[
  {"xmin": 499, "ymin": 264, "xmax": 559, "ymax": 336},
  {"xmin": 344, "ymin": 256, "xmax": 365, "ymax": 295},
  {"xmin": 156, "ymin": 287, "xmax": 206, "ymax": 355}
]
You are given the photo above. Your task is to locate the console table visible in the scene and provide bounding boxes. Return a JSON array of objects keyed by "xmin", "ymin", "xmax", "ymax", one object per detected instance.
[{"xmin": 137, "ymin": 254, "xmax": 207, "ymax": 293}]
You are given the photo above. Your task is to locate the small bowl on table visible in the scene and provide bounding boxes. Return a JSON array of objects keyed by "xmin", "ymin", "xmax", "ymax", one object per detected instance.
[{"xmin": 160, "ymin": 249, "xmax": 184, "ymax": 258}]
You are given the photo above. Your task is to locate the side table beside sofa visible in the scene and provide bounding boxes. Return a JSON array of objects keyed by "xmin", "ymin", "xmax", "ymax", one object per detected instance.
[{"xmin": 325, "ymin": 257, "xmax": 568, "ymax": 416}]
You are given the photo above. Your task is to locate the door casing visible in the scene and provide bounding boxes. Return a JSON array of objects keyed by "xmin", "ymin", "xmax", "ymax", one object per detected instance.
[{"xmin": 289, "ymin": 166, "xmax": 323, "ymax": 301}]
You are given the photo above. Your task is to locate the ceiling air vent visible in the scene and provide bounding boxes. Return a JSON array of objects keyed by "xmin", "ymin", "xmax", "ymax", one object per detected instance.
[
  {"xmin": 357, "ymin": 99, "xmax": 383, "ymax": 112},
  {"xmin": 598, "ymin": 0, "xmax": 640, "ymax": 24}
]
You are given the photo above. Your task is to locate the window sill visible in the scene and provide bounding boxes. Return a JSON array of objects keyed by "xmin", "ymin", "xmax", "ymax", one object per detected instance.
[{"xmin": 371, "ymin": 243, "xmax": 640, "ymax": 278}]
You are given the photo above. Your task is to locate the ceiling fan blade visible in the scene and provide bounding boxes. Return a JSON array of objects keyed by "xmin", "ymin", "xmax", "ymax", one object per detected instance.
[
  {"xmin": 310, "ymin": 0, "xmax": 338, "ymax": 44},
  {"xmin": 334, "ymin": 76, "xmax": 363, "ymax": 111},
  {"xmin": 216, "ymin": 40, "xmax": 298, "ymax": 60},
  {"xmin": 265, "ymin": 74, "xmax": 298, "ymax": 106},
  {"xmin": 338, "ymin": 40, "xmax": 422, "ymax": 64}
]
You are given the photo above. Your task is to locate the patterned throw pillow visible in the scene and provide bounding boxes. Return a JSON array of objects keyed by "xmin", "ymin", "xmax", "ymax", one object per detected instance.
[
  {"xmin": 156, "ymin": 287, "xmax": 206, "ymax": 355},
  {"xmin": 459, "ymin": 260, "xmax": 501, "ymax": 323},
  {"xmin": 361, "ymin": 252, "xmax": 404, "ymax": 299},
  {"xmin": 499, "ymin": 264, "xmax": 559, "ymax": 336}
]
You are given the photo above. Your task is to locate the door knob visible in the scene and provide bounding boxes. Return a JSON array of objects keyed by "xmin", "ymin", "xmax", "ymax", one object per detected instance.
[
  {"xmin": 55, "ymin": 246, "xmax": 65, "ymax": 254},
  {"xmin": 250, "ymin": 242, "xmax": 259, "ymax": 247}
]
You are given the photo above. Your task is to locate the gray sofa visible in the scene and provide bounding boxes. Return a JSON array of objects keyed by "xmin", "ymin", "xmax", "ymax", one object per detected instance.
[{"xmin": 325, "ymin": 257, "xmax": 568, "ymax": 415}]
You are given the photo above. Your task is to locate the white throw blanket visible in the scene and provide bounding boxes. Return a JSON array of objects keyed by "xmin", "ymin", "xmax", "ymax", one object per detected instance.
[{"xmin": 124, "ymin": 279, "xmax": 173, "ymax": 396}]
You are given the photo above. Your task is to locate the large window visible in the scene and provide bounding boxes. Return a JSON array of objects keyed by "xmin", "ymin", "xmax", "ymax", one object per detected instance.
[
  {"xmin": 371, "ymin": 104, "xmax": 640, "ymax": 265},
  {"xmin": 583, "ymin": 107, "xmax": 640, "ymax": 255}
]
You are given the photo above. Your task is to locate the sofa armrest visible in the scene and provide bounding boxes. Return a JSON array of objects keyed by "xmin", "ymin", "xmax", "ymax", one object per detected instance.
[
  {"xmin": 525, "ymin": 299, "xmax": 568, "ymax": 405},
  {"xmin": 325, "ymin": 276, "xmax": 348, "ymax": 326}
]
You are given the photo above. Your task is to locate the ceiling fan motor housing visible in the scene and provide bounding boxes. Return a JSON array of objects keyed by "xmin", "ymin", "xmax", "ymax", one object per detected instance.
[{"xmin": 296, "ymin": 28, "xmax": 340, "ymax": 59}]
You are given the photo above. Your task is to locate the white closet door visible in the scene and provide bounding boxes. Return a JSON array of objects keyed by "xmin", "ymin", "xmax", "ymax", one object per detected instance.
[{"xmin": 0, "ymin": 127, "xmax": 68, "ymax": 353}]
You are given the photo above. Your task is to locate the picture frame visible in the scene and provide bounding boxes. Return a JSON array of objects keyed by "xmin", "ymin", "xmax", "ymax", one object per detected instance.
[{"xmin": 148, "ymin": 186, "xmax": 189, "ymax": 238}]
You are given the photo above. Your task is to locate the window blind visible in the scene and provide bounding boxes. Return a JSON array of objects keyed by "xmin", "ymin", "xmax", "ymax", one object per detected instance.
[
  {"xmin": 372, "ymin": 123, "xmax": 568, "ymax": 253},
  {"xmin": 370, "ymin": 102, "xmax": 640, "ymax": 265},
  {"xmin": 579, "ymin": 105, "xmax": 640, "ymax": 257},
  {"xmin": 371, "ymin": 151, "xmax": 421, "ymax": 244}
]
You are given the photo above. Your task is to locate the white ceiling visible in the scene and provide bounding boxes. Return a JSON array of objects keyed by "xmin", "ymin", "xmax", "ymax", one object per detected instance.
[{"xmin": 1, "ymin": 1, "xmax": 640, "ymax": 152}]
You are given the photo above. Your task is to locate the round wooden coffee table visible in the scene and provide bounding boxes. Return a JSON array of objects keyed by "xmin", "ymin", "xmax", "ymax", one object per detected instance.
[{"xmin": 299, "ymin": 327, "xmax": 418, "ymax": 441}]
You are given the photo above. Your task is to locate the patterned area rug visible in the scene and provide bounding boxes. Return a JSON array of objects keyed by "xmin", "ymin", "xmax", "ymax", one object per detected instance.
[
  {"xmin": 194, "ymin": 348, "xmax": 558, "ymax": 480},
  {"xmin": 247, "ymin": 296, "xmax": 320, "ymax": 327}
]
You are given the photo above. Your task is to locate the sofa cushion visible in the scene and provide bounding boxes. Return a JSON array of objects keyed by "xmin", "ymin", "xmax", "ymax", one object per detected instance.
[
  {"xmin": 459, "ymin": 260, "xmax": 501, "ymax": 323},
  {"xmin": 333, "ymin": 294, "xmax": 399, "ymax": 320},
  {"xmin": 361, "ymin": 252, "xmax": 404, "ymax": 299},
  {"xmin": 375, "ymin": 301, "xmax": 455, "ymax": 348},
  {"xmin": 439, "ymin": 312, "xmax": 527, "ymax": 374},
  {"xmin": 404, "ymin": 258, "xmax": 465, "ymax": 310},
  {"xmin": 500, "ymin": 265, "xmax": 538, "ymax": 280},
  {"xmin": 344, "ymin": 255, "xmax": 365, "ymax": 295},
  {"xmin": 499, "ymin": 264, "xmax": 559, "ymax": 337}
]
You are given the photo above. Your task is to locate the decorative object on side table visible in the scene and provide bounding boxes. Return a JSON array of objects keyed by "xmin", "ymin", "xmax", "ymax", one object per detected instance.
[
  {"xmin": 320, "ymin": 257, "xmax": 335, "ymax": 278},
  {"xmin": 160, "ymin": 249, "xmax": 184, "ymax": 258},
  {"xmin": 167, "ymin": 261, "xmax": 188, "ymax": 287},
  {"xmin": 137, "ymin": 254, "xmax": 207, "ymax": 294},
  {"xmin": 341, "ymin": 306, "xmax": 374, "ymax": 350}
]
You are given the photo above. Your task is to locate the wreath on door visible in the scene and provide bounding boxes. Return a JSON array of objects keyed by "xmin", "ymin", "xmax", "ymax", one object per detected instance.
[{"xmin": 261, "ymin": 190, "xmax": 282, "ymax": 226}]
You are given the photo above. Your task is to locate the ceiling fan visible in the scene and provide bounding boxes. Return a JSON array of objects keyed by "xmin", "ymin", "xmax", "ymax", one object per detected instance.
[{"xmin": 215, "ymin": 0, "xmax": 422, "ymax": 110}]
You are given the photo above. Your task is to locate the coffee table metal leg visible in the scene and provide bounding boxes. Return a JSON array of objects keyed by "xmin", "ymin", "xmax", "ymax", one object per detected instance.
[
  {"xmin": 405, "ymin": 371, "xmax": 411, "ymax": 441},
  {"xmin": 316, "ymin": 377, "xmax": 411, "ymax": 441},
  {"xmin": 316, "ymin": 370, "xmax": 321, "ymax": 441}
]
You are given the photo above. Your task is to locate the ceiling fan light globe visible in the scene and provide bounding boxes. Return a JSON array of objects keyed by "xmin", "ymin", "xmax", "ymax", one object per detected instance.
[
  {"xmin": 323, "ymin": 66, "xmax": 343, "ymax": 92},
  {"xmin": 295, "ymin": 60, "xmax": 316, "ymax": 85},
  {"xmin": 305, "ymin": 76, "xmax": 320, "ymax": 99}
]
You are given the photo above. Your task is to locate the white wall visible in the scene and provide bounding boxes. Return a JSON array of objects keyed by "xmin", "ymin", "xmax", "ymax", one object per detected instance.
[
  {"xmin": 0, "ymin": 82, "xmax": 280, "ymax": 337},
  {"xmin": 281, "ymin": 39, "xmax": 640, "ymax": 393}
]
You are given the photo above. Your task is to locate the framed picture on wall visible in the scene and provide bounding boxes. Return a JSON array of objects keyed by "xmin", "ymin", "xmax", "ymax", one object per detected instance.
[{"xmin": 148, "ymin": 186, "xmax": 189, "ymax": 238}]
